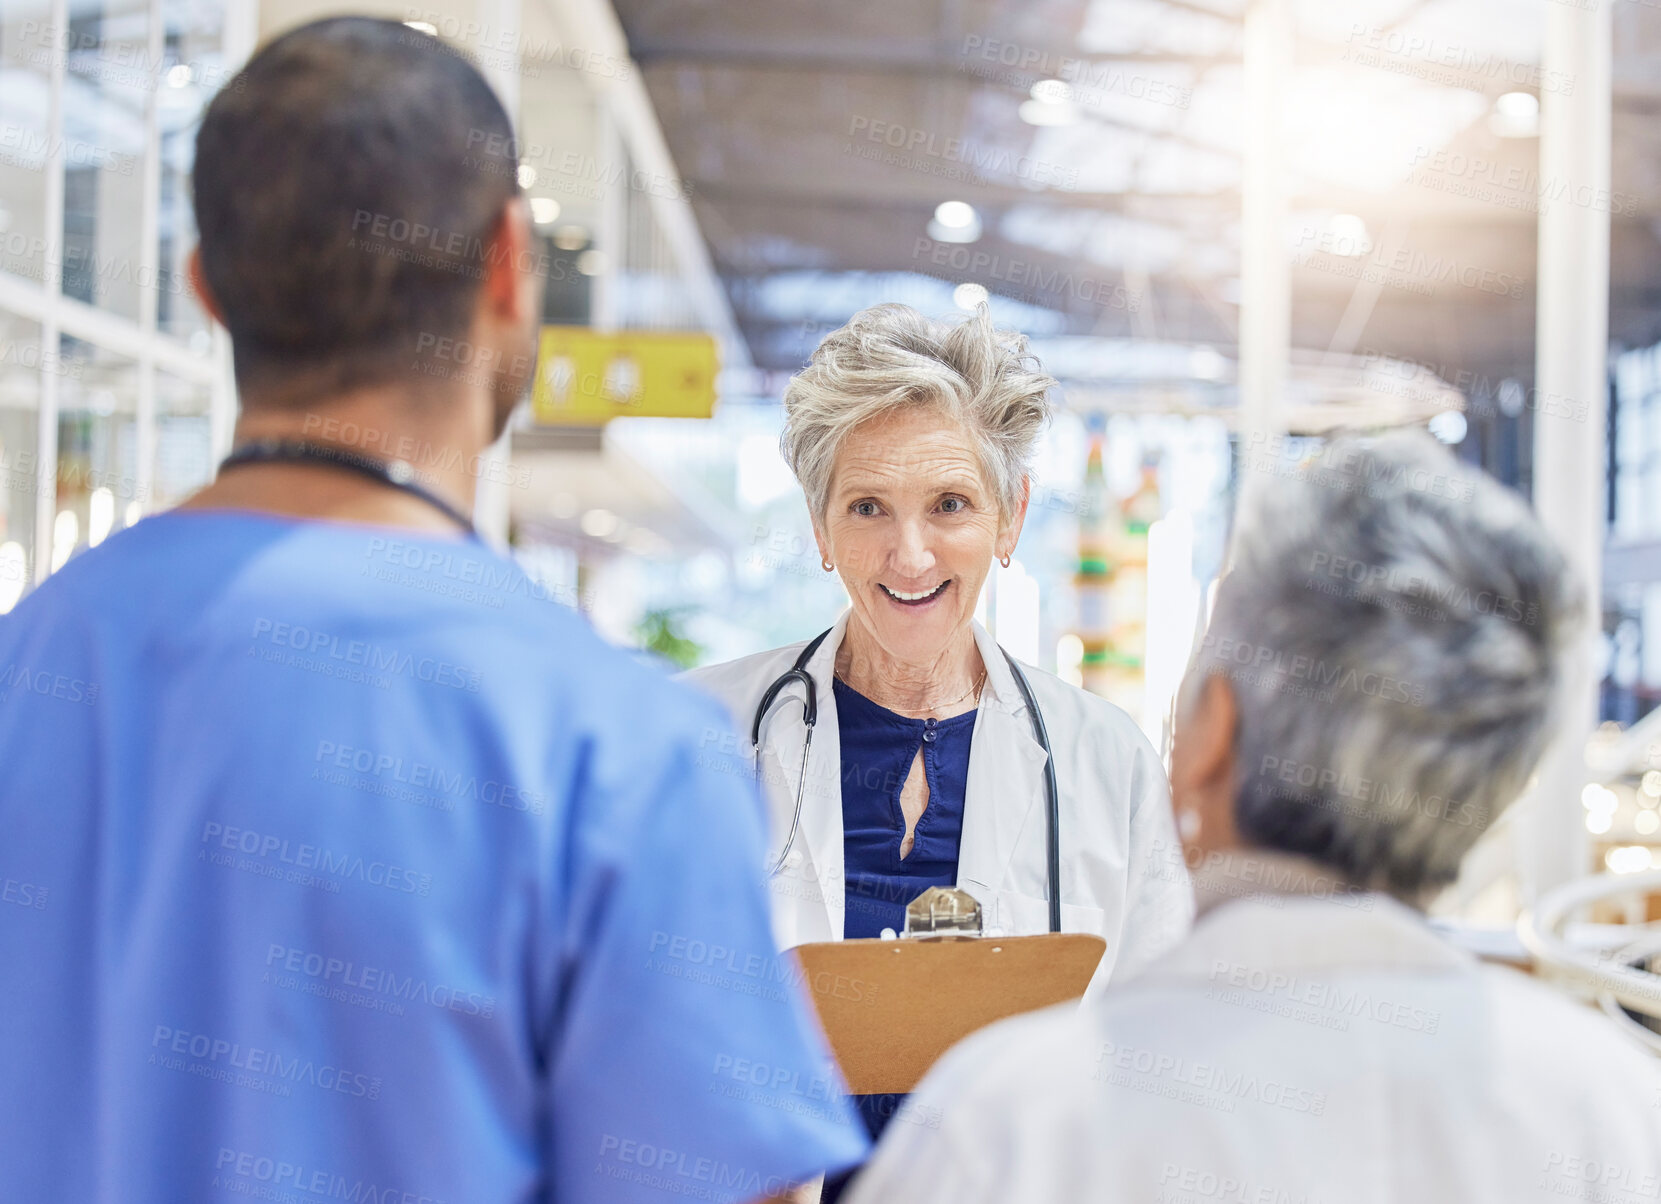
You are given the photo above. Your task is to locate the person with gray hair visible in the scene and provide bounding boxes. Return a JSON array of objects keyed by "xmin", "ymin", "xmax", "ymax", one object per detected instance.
[
  {"xmin": 686, "ymin": 303, "xmax": 1194, "ymax": 1179},
  {"xmin": 848, "ymin": 430, "xmax": 1661, "ymax": 1204}
]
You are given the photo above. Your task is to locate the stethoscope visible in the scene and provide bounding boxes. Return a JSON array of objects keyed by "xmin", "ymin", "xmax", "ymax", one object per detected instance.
[
  {"xmin": 752, "ymin": 627, "xmax": 1063, "ymax": 933},
  {"xmin": 217, "ymin": 439, "xmax": 480, "ymax": 537}
]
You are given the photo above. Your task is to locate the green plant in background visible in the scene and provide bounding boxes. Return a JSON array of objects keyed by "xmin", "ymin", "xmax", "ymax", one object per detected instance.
[{"xmin": 635, "ymin": 607, "xmax": 703, "ymax": 670}]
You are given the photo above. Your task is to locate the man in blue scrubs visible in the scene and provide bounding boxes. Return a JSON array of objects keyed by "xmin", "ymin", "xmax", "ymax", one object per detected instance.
[{"xmin": 0, "ymin": 18, "xmax": 866, "ymax": 1202}]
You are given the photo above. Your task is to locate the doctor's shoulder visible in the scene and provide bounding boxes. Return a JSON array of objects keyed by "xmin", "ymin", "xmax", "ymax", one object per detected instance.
[{"xmin": 493, "ymin": 606, "xmax": 736, "ymax": 768}]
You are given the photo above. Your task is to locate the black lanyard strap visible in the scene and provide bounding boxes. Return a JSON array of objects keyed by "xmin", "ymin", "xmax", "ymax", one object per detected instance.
[{"xmin": 217, "ymin": 438, "xmax": 477, "ymax": 536}]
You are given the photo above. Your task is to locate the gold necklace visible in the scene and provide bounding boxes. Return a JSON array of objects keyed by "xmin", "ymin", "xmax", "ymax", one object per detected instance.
[{"xmin": 837, "ymin": 667, "xmax": 986, "ymax": 718}]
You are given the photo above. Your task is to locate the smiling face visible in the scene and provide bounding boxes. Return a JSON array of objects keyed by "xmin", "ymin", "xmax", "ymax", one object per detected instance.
[{"xmin": 817, "ymin": 405, "xmax": 1025, "ymax": 667}]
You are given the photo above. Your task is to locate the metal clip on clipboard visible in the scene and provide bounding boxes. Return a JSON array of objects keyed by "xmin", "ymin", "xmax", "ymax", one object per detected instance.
[{"xmin": 902, "ymin": 887, "xmax": 984, "ymax": 939}]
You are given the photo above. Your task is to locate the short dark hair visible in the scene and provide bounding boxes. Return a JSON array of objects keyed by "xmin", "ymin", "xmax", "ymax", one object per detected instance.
[{"xmin": 193, "ymin": 17, "xmax": 521, "ymax": 396}]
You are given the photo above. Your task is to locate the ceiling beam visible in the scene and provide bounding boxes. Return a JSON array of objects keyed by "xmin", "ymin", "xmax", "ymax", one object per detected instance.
[
  {"xmin": 629, "ymin": 43, "xmax": 1213, "ymax": 72},
  {"xmin": 686, "ymin": 182, "xmax": 1233, "ymax": 212},
  {"xmin": 631, "ymin": 36, "xmax": 1546, "ymax": 104}
]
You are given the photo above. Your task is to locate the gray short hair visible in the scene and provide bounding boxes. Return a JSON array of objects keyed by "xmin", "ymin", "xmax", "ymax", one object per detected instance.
[
  {"xmin": 780, "ymin": 303, "xmax": 1055, "ymax": 520},
  {"xmin": 1188, "ymin": 431, "xmax": 1583, "ymax": 901}
]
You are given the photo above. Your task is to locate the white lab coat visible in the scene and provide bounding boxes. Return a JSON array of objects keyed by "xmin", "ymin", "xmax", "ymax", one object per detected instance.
[
  {"xmin": 848, "ymin": 881, "xmax": 1661, "ymax": 1204},
  {"xmin": 683, "ymin": 612, "xmax": 1194, "ymax": 990}
]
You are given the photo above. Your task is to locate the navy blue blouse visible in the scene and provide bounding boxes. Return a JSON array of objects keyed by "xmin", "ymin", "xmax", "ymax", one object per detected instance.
[
  {"xmin": 835, "ymin": 677, "xmax": 976, "ymax": 940},
  {"xmin": 828, "ymin": 677, "xmax": 978, "ymax": 1179}
]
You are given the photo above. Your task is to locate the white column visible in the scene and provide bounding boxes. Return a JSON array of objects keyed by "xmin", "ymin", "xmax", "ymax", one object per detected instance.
[
  {"xmin": 212, "ymin": 0, "xmax": 259, "ymax": 461},
  {"xmin": 33, "ymin": 0, "xmax": 67, "ymax": 585},
  {"xmin": 1236, "ymin": 0, "xmax": 1292, "ymax": 467},
  {"xmin": 1520, "ymin": 2, "xmax": 1611, "ymax": 902},
  {"xmin": 470, "ymin": 0, "xmax": 523, "ymax": 550},
  {"xmin": 134, "ymin": 0, "xmax": 164, "ymax": 521},
  {"xmin": 590, "ymin": 106, "xmax": 624, "ymax": 334}
]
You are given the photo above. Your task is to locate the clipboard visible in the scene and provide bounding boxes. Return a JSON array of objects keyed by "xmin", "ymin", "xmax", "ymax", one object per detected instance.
[{"xmin": 790, "ymin": 931, "xmax": 1106, "ymax": 1094}]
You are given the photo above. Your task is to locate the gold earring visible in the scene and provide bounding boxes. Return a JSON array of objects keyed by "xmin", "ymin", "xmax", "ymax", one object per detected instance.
[
  {"xmin": 999, "ymin": 554, "xmax": 1011, "ymax": 568},
  {"xmin": 822, "ymin": 559, "xmax": 835, "ymax": 572}
]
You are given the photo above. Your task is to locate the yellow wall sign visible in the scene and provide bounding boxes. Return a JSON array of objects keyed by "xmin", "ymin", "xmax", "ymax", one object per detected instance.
[{"xmin": 532, "ymin": 327, "xmax": 719, "ymax": 425}]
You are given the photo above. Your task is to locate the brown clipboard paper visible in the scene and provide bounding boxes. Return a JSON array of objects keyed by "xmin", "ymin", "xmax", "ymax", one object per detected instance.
[{"xmin": 789, "ymin": 932, "xmax": 1107, "ymax": 1095}]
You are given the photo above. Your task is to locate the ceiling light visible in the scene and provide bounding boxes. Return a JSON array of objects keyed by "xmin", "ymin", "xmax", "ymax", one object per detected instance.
[
  {"xmin": 553, "ymin": 225, "xmax": 589, "ymax": 251},
  {"xmin": 1020, "ymin": 79, "xmax": 1078, "ymax": 126},
  {"xmin": 1326, "ymin": 213, "xmax": 1371, "ymax": 257},
  {"xmin": 166, "ymin": 64, "xmax": 192, "ymax": 88},
  {"xmin": 1019, "ymin": 99, "xmax": 1079, "ymax": 127},
  {"xmin": 1030, "ymin": 79, "xmax": 1073, "ymax": 105},
  {"xmin": 1427, "ymin": 410, "xmax": 1467, "ymax": 445},
  {"xmin": 1491, "ymin": 91, "xmax": 1540, "ymax": 139},
  {"xmin": 953, "ymin": 282, "xmax": 989, "ymax": 310},
  {"xmin": 929, "ymin": 201, "xmax": 981, "ymax": 244},
  {"xmin": 580, "ymin": 509, "xmax": 619, "ymax": 539},
  {"xmin": 576, "ymin": 249, "xmax": 607, "ymax": 277},
  {"xmin": 517, "ymin": 163, "xmax": 537, "ymax": 189},
  {"xmin": 529, "ymin": 197, "xmax": 561, "ymax": 225},
  {"xmin": 1637, "ymin": 810, "xmax": 1660, "ymax": 836}
]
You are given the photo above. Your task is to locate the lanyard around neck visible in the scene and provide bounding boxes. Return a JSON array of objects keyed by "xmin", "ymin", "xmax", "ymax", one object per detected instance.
[{"xmin": 217, "ymin": 438, "xmax": 478, "ymax": 537}]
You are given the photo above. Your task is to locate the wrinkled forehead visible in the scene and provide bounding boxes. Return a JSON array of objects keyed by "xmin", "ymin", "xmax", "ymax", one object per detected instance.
[{"xmin": 827, "ymin": 406, "xmax": 992, "ymax": 498}]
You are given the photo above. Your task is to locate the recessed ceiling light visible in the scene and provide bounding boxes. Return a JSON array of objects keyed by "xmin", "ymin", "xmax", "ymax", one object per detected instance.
[
  {"xmin": 1427, "ymin": 410, "xmax": 1467, "ymax": 445},
  {"xmin": 1491, "ymin": 91, "xmax": 1540, "ymax": 138},
  {"xmin": 1326, "ymin": 213, "xmax": 1370, "ymax": 257},
  {"xmin": 929, "ymin": 201, "xmax": 982, "ymax": 244},
  {"xmin": 580, "ymin": 508, "xmax": 619, "ymax": 539},
  {"xmin": 1030, "ymin": 79, "xmax": 1073, "ymax": 105},
  {"xmin": 1019, "ymin": 99, "xmax": 1078, "ymax": 126},
  {"xmin": 1021, "ymin": 79, "xmax": 1078, "ymax": 126}
]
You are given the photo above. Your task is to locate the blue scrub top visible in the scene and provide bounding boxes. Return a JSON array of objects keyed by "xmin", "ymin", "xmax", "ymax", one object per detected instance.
[{"xmin": 0, "ymin": 511, "xmax": 868, "ymax": 1203}]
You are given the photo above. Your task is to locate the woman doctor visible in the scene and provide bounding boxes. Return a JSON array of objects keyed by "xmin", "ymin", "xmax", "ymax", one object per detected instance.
[{"xmin": 687, "ymin": 303, "xmax": 1193, "ymax": 1143}]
